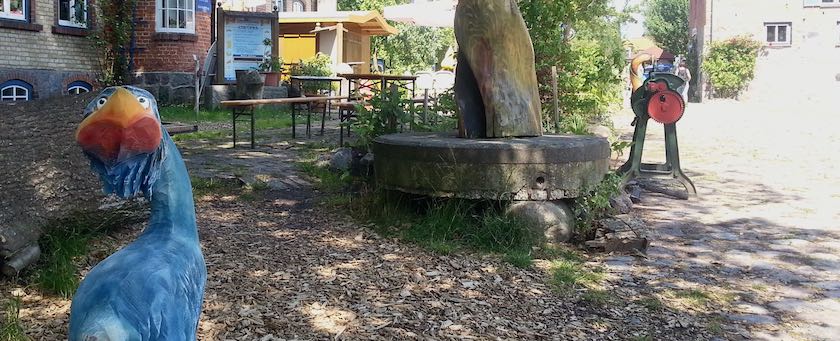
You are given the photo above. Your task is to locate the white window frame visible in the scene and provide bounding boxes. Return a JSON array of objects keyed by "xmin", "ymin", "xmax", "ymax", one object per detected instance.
[
  {"xmin": 292, "ymin": 0, "xmax": 303, "ymax": 12},
  {"xmin": 1, "ymin": 85, "xmax": 30, "ymax": 101},
  {"xmin": 58, "ymin": 0, "xmax": 88, "ymax": 28},
  {"xmin": 156, "ymin": 0, "xmax": 195, "ymax": 34},
  {"xmin": 68, "ymin": 85, "xmax": 89, "ymax": 94},
  {"xmin": 765, "ymin": 22, "xmax": 792, "ymax": 46},
  {"xmin": 0, "ymin": 0, "xmax": 27, "ymax": 21}
]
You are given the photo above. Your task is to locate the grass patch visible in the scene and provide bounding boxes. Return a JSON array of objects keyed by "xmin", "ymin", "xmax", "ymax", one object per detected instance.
[
  {"xmin": 675, "ymin": 289, "xmax": 711, "ymax": 307},
  {"xmin": 0, "ymin": 298, "xmax": 27, "ymax": 341},
  {"xmin": 159, "ymin": 106, "xmax": 231, "ymax": 123},
  {"xmin": 36, "ymin": 209, "xmax": 143, "ymax": 298},
  {"xmin": 503, "ymin": 250, "xmax": 534, "ymax": 268},
  {"xmin": 582, "ymin": 289, "xmax": 615, "ymax": 306},
  {"xmin": 191, "ymin": 176, "xmax": 242, "ymax": 197},
  {"xmin": 707, "ymin": 316, "xmax": 724, "ymax": 335},
  {"xmin": 638, "ymin": 296, "xmax": 664, "ymax": 311},
  {"xmin": 160, "ymin": 105, "xmax": 293, "ymax": 128},
  {"xmin": 172, "ymin": 130, "xmax": 226, "ymax": 142},
  {"xmin": 550, "ymin": 258, "xmax": 604, "ymax": 290}
]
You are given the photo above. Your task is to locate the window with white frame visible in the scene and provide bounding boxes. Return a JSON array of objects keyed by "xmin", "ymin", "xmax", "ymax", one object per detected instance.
[
  {"xmin": 292, "ymin": 0, "xmax": 303, "ymax": 12},
  {"xmin": 58, "ymin": 0, "xmax": 88, "ymax": 28},
  {"xmin": 156, "ymin": 0, "xmax": 195, "ymax": 33},
  {"xmin": 765, "ymin": 22, "xmax": 792, "ymax": 46},
  {"xmin": 67, "ymin": 80, "xmax": 92, "ymax": 95},
  {"xmin": 0, "ymin": 80, "xmax": 32, "ymax": 101},
  {"xmin": 0, "ymin": 0, "xmax": 26, "ymax": 21}
]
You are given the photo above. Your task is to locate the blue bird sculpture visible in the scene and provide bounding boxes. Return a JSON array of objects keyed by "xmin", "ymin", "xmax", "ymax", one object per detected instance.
[{"xmin": 69, "ymin": 86, "xmax": 206, "ymax": 341}]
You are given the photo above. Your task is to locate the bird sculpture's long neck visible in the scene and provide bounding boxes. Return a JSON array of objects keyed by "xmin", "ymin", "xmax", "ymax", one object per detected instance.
[{"xmin": 144, "ymin": 137, "xmax": 198, "ymax": 242}]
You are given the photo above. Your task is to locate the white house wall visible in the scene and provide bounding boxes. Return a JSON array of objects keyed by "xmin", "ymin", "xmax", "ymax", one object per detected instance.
[{"xmin": 704, "ymin": 0, "xmax": 840, "ymax": 106}]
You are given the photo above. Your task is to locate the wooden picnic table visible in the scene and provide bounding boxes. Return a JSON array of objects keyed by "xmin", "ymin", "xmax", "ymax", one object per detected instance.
[{"xmin": 221, "ymin": 95, "xmax": 349, "ymax": 148}]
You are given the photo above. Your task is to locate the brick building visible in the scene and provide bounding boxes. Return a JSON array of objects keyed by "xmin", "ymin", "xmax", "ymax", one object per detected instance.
[
  {"xmin": 0, "ymin": 0, "xmax": 214, "ymax": 104},
  {"xmin": 131, "ymin": 0, "xmax": 214, "ymax": 104},
  {"xmin": 690, "ymin": 0, "xmax": 840, "ymax": 104},
  {"xmin": 0, "ymin": 0, "xmax": 99, "ymax": 101}
]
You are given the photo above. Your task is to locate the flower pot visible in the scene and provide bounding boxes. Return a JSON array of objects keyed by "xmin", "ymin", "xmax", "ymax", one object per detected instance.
[{"xmin": 261, "ymin": 72, "xmax": 280, "ymax": 87}]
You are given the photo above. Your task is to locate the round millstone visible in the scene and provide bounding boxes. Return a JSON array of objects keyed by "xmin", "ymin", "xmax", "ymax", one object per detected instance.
[
  {"xmin": 372, "ymin": 132, "xmax": 610, "ymax": 200},
  {"xmin": 506, "ymin": 201, "xmax": 575, "ymax": 243}
]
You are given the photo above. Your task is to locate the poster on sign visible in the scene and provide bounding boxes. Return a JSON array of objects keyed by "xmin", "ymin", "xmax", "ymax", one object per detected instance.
[
  {"xmin": 224, "ymin": 16, "xmax": 272, "ymax": 81},
  {"xmin": 216, "ymin": 11, "xmax": 279, "ymax": 83}
]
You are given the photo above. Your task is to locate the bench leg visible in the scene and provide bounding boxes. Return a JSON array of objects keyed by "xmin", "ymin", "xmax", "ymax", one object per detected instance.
[
  {"xmin": 250, "ymin": 107, "xmax": 255, "ymax": 149},
  {"xmin": 306, "ymin": 103, "xmax": 312, "ymax": 139},
  {"xmin": 292, "ymin": 104, "xmax": 297, "ymax": 139}
]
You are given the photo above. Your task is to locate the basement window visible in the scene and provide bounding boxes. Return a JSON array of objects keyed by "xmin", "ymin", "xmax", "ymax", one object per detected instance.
[
  {"xmin": 0, "ymin": 0, "xmax": 26, "ymax": 21},
  {"xmin": 67, "ymin": 80, "xmax": 92, "ymax": 95},
  {"xmin": 0, "ymin": 80, "xmax": 32, "ymax": 101},
  {"xmin": 156, "ymin": 0, "xmax": 195, "ymax": 34},
  {"xmin": 765, "ymin": 22, "xmax": 792, "ymax": 46},
  {"xmin": 58, "ymin": 0, "xmax": 88, "ymax": 28}
]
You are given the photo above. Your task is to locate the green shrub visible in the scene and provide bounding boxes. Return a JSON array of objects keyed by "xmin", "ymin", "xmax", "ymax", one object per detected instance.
[
  {"xmin": 290, "ymin": 53, "xmax": 334, "ymax": 93},
  {"xmin": 350, "ymin": 92, "xmax": 409, "ymax": 148},
  {"xmin": 703, "ymin": 36, "xmax": 762, "ymax": 98}
]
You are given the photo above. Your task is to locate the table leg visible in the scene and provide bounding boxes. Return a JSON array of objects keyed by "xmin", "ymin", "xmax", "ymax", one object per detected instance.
[
  {"xmin": 292, "ymin": 103, "xmax": 297, "ymax": 139},
  {"xmin": 232, "ymin": 108, "xmax": 237, "ymax": 149},
  {"xmin": 339, "ymin": 106, "xmax": 344, "ymax": 147},
  {"xmin": 321, "ymin": 99, "xmax": 328, "ymax": 136}
]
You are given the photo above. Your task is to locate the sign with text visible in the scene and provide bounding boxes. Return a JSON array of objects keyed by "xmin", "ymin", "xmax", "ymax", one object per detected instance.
[{"xmin": 217, "ymin": 11, "xmax": 279, "ymax": 83}]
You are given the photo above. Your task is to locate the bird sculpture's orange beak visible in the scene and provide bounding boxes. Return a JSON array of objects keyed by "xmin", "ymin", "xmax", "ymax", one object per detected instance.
[{"xmin": 76, "ymin": 87, "xmax": 162, "ymax": 165}]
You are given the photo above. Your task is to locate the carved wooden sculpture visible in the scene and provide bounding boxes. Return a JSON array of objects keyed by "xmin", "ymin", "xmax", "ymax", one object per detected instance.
[
  {"xmin": 69, "ymin": 86, "xmax": 206, "ymax": 340},
  {"xmin": 454, "ymin": 0, "xmax": 543, "ymax": 138}
]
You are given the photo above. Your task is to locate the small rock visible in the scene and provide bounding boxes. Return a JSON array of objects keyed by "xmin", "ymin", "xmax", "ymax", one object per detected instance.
[
  {"xmin": 609, "ymin": 193, "xmax": 633, "ymax": 214},
  {"xmin": 329, "ymin": 148, "xmax": 353, "ymax": 171}
]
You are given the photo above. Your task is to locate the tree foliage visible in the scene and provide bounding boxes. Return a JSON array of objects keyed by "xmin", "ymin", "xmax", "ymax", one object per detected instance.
[
  {"xmin": 702, "ymin": 36, "xmax": 762, "ymax": 98},
  {"xmin": 644, "ymin": 0, "xmax": 689, "ymax": 57},
  {"xmin": 518, "ymin": 0, "xmax": 627, "ymax": 129}
]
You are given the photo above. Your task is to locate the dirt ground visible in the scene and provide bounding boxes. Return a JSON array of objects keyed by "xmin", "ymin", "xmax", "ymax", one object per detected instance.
[{"xmin": 3, "ymin": 98, "xmax": 839, "ymax": 340}]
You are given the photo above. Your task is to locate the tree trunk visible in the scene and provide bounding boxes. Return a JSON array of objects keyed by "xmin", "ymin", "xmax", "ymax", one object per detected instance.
[{"xmin": 0, "ymin": 93, "xmax": 107, "ymax": 270}]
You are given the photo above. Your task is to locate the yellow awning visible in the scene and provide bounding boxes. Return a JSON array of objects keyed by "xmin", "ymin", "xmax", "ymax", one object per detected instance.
[{"xmin": 278, "ymin": 10, "xmax": 398, "ymax": 36}]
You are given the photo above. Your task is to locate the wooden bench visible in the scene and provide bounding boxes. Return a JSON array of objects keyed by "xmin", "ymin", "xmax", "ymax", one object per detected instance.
[{"xmin": 221, "ymin": 96, "xmax": 348, "ymax": 148}]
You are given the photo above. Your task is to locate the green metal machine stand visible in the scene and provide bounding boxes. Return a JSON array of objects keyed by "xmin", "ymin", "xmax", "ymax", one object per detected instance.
[{"xmin": 618, "ymin": 73, "xmax": 697, "ymax": 198}]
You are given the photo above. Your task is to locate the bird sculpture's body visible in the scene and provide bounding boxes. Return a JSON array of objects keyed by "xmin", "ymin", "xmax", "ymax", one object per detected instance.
[{"xmin": 69, "ymin": 86, "xmax": 206, "ymax": 340}]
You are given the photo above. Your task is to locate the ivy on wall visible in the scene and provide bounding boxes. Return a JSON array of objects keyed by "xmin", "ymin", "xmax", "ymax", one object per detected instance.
[{"xmin": 89, "ymin": 0, "xmax": 136, "ymax": 86}]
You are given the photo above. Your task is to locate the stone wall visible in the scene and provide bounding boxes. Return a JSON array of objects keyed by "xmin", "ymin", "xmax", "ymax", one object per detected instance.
[
  {"xmin": 205, "ymin": 84, "xmax": 289, "ymax": 109},
  {"xmin": 132, "ymin": 72, "xmax": 199, "ymax": 106},
  {"xmin": 0, "ymin": 68, "xmax": 98, "ymax": 100}
]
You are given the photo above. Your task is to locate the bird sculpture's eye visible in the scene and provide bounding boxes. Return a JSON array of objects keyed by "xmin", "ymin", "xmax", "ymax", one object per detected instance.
[
  {"xmin": 138, "ymin": 96, "xmax": 150, "ymax": 110},
  {"xmin": 96, "ymin": 97, "xmax": 108, "ymax": 109}
]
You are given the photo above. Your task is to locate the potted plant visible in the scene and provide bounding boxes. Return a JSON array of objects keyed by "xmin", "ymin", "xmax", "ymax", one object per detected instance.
[
  {"xmin": 258, "ymin": 56, "xmax": 283, "ymax": 87},
  {"xmin": 257, "ymin": 38, "xmax": 282, "ymax": 87}
]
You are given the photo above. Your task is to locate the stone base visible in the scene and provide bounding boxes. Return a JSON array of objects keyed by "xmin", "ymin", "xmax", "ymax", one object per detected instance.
[
  {"xmin": 506, "ymin": 201, "xmax": 575, "ymax": 243},
  {"xmin": 373, "ymin": 132, "xmax": 610, "ymax": 200}
]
